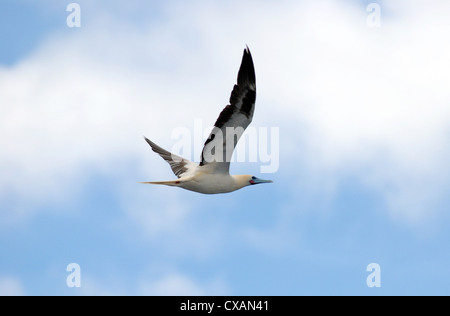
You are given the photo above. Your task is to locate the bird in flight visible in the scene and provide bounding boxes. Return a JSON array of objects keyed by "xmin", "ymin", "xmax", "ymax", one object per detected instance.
[{"xmin": 141, "ymin": 46, "xmax": 273, "ymax": 194}]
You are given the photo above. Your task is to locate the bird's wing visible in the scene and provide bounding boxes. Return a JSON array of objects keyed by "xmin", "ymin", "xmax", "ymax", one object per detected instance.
[
  {"xmin": 200, "ymin": 46, "xmax": 256, "ymax": 174},
  {"xmin": 144, "ymin": 136, "xmax": 196, "ymax": 178}
]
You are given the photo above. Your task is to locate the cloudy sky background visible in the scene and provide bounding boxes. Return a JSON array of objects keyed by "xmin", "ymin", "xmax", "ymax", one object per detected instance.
[{"xmin": 1, "ymin": 0, "xmax": 450, "ymax": 295}]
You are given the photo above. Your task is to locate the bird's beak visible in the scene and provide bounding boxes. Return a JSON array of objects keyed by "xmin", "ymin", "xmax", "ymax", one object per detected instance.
[{"xmin": 251, "ymin": 177, "xmax": 273, "ymax": 185}]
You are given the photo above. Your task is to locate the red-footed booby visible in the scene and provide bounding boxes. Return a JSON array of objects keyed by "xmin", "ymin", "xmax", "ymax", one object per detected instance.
[{"xmin": 141, "ymin": 47, "xmax": 273, "ymax": 194}]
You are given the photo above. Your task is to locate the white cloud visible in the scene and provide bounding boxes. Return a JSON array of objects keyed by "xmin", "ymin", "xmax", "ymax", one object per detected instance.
[
  {"xmin": 138, "ymin": 273, "xmax": 229, "ymax": 296},
  {"xmin": 0, "ymin": 276, "xmax": 25, "ymax": 296},
  {"xmin": 291, "ymin": 0, "xmax": 450, "ymax": 224},
  {"xmin": 1, "ymin": 0, "xmax": 450, "ymax": 227},
  {"xmin": 76, "ymin": 271, "xmax": 229, "ymax": 296}
]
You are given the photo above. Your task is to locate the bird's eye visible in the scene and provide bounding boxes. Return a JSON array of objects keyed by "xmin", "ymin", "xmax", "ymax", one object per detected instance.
[{"xmin": 251, "ymin": 176, "xmax": 256, "ymax": 180}]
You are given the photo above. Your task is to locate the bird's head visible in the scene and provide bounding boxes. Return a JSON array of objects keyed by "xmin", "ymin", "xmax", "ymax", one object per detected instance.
[
  {"xmin": 234, "ymin": 175, "xmax": 273, "ymax": 188},
  {"xmin": 248, "ymin": 175, "xmax": 273, "ymax": 185}
]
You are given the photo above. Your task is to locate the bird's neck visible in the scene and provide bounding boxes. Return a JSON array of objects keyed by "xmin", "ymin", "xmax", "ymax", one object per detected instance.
[{"xmin": 232, "ymin": 174, "xmax": 251, "ymax": 189}]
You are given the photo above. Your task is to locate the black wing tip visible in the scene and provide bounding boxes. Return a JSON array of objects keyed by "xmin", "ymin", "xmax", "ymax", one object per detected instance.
[
  {"xmin": 238, "ymin": 46, "xmax": 256, "ymax": 87},
  {"xmin": 143, "ymin": 135, "xmax": 152, "ymax": 144},
  {"xmin": 242, "ymin": 45, "xmax": 253, "ymax": 65},
  {"xmin": 143, "ymin": 136, "xmax": 159, "ymax": 151}
]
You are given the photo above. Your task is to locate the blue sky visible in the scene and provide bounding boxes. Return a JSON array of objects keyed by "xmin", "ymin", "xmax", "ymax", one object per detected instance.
[{"xmin": 1, "ymin": 0, "xmax": 450, "ymax": 296}]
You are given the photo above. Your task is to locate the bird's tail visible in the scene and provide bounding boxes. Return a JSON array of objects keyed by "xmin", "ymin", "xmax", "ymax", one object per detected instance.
[{"xmin": 138, "ymin": 180, "xmax": 181, "ymax": 186}]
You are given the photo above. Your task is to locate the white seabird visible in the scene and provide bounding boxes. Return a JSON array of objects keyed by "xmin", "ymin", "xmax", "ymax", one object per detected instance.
[{"xmin": 141, "ymin": 46, "xmax": 273, "ymax": 194}]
